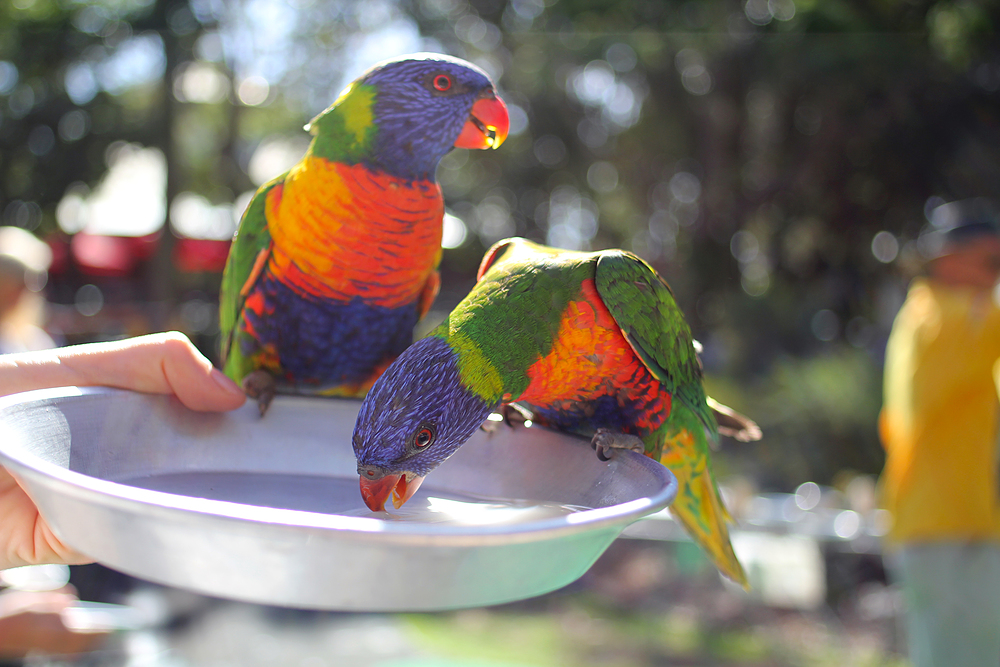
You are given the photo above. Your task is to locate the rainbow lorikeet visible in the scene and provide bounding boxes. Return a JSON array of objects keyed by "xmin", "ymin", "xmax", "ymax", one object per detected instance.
[
  {"xmin": 352, "ymin": 237, "xmax": 760, "ymax": 587},
  {"xmin": 220, "ymin": 54, "xmax": 509, "ymax": 414}
]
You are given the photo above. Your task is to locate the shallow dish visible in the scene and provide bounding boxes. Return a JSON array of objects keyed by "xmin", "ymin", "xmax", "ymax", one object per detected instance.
[{"xmin": 0, "ymin": 387, "xmax": 676, "ymax": 611}]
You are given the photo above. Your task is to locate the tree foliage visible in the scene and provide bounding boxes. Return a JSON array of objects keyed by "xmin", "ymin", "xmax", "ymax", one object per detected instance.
[{"xmin": 0, "ymin": 0, "xmax": 998, "ymax": 487}]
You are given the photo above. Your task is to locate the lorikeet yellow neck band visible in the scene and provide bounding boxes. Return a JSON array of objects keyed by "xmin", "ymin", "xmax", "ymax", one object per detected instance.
[
  {"xmin": 306, "ymin": 84, "xmax": 377, "ymax": 165},
  {"xmin": 445, "ymin": 329, "xmax": 505, "ymax": 405}
]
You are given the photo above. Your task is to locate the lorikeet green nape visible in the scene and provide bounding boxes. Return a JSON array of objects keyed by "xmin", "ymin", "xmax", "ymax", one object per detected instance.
[
  {"xmin": 352, "ymin": 237, "xmax": 761, "ymax": 588},
  {"xmin": 220, "ymin": 54, "xmax": 509, "ymax": 414}
]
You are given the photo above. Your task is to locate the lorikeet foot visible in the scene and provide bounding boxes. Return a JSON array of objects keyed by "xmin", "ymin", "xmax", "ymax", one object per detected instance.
[
  {"xmin": 480, "ymin": 402, "xmax": 533, "ymax": 433},
  {"xmin": 479, "ymin": 417, "xmax": 502, "ymax": 434},
  {"xmin": 242, "ymin": 370, "xmax": 276, "ymax": 417},
  {"xmin": 501, "ymin": 402, "xmax": 533, "ymax": 427},
  {"xmin": 591, "ymin": 429, "xmax": 646, "ymax": 461}
]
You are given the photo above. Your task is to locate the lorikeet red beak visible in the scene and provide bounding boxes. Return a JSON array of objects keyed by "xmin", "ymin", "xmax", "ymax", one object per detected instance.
[
  {"xmin": 359, "ymin": 471, "xmax": 425, "ymax": 511},
  {"xmin": 454, "ymin": 93, "xmax": 509, "ymax": 150}
]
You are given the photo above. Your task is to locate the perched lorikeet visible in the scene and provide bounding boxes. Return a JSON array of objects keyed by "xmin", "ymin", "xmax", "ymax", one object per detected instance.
[
  {"xmin": 220, "ymin": 54, "xmax": 509, "ymax": 414},
  {"xmin": 352, "ymin": 237, "xmax": 760, "ymax": 587}
]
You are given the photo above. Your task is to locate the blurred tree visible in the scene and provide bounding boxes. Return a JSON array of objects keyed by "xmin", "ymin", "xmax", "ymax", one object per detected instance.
[
  {"xmin": 406, "ymin": 0, "xmax": 1000, "ymax": 488},
  {"xmin": 0, "ymin": 0, "xmax": 209, "ymax": 335},
  {"xmin": 0, "ymin": 0, "xmax": 997, "ymax": 488}
]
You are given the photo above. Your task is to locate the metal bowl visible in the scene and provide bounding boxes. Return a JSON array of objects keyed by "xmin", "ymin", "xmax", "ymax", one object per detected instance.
[{"xmin": 0, "ymin": 387, "xmax": 676, "ymax": 611}]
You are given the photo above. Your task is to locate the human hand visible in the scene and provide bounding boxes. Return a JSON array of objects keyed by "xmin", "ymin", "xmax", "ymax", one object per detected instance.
[
  {"xmin": 0, "ymin": 587, "xmax": 108, "ymax": 658},
  {"xmin": 0, "ymin": 332, "xmax": 246, "ymax": 569}
]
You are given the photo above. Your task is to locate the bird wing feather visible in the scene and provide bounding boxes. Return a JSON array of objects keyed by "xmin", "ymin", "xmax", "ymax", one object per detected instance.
[
  {"xmin": 594, "ymin": 250, "xmax": 715, "ymax": 434},
  {"xmin": 219, "ymin": 175, "xmax": 283, "ymax": 373}
]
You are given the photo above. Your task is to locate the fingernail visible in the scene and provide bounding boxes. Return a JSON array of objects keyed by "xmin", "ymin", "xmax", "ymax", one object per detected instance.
[{"xmin": 210, "ymin": 368, "xmax": 245, "ymax": 396}]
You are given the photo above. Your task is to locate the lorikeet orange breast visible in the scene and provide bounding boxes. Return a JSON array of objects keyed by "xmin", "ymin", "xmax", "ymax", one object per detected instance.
[
  {"xmin": 516, "ymin": 277, "xmax": 672, "ymax": 436},
  {"xmin": 219, "ymin": 54, "xmax": 509, "ymax": 412},
  {"xmin": 352, "ymin": 237, "xmax": 760, "ymax": 588},
  {"xmin": 237, "ymin": 159, "xmax": 444, "ymax": 395}
]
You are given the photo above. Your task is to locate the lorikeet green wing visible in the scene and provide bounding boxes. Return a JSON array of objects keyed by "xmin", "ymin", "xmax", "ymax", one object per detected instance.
[
  {"xmin": 219, "ymin": 175, "xmax": 281, "ymax": 382},
  {"xmin": 594, "ymin": 251, "xmax": 744, "ymax": 586},
  {"xmin": 593, "ymin": 251, "xmax": 714, "ymax": 433}
]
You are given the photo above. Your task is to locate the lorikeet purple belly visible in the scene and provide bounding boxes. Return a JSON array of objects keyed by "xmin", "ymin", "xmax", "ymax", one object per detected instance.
[
  {"xmin": 352, "ymin": 237, "xmax": 760, "ymax": 587},
  {"xmin": 220, "ymin": 54, "xmax": 509, "ymax": 413}
]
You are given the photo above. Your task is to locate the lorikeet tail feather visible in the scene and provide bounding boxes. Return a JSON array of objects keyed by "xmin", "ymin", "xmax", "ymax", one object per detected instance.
[
  {"xmin": 707, "ymin": 396, "xmax": 762, "ymax": 443},
  {"xmin": 656, "ymin": 403, "xmax": 748, "ymax": 589}
]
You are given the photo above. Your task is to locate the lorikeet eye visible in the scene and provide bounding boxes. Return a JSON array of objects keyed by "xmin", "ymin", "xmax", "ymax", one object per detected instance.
[
  {"xmin": 414, "ymin": 427, "xmax": 434, "ymax": 448},
  {"xmin": 433, "ymin": 75, "xmax": 452, "ymax": 92}
]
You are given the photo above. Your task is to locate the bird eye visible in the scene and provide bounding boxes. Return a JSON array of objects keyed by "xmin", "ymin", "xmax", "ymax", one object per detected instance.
[
  {"xmin": 414, "ymin": 427, "xmax": 434, "ymax": 448},
  {"xmin": 433, "ymin": 74, "xmax": 452, "ymax": 92}
]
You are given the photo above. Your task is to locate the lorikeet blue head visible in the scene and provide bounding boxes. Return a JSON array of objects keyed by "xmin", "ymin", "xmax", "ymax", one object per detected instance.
[
  {"xmin": 308, "ymin": 53, "xmax": 509, "ymax": 181},
  {"xmin": 353, "ymin": 336, "xmax": 496, "ymax": 511}
]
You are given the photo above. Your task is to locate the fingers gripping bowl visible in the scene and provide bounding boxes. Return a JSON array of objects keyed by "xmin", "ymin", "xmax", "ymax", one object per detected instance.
[{"xmin": 0, "ymin": 387, "xmax": 676, "ymax": 611}]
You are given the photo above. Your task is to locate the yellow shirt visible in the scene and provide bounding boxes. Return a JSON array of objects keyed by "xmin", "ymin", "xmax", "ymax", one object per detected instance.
[{"xmin": 879, "ymin": 278, "xmax": 1000, "ymax": 545}]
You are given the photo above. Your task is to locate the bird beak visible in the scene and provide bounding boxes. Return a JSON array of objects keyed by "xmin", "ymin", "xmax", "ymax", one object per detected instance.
[
  {"xmin": 454, "ymin": 92, "xmax": 509, "ymax": 150},
  {"xmin": 359, "ymin": 472, "xmax": 425, "ymax": 512}
]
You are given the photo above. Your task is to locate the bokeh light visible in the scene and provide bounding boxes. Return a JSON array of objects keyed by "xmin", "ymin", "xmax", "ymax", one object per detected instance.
[
  {"xmin": 237, "ymin": 75, "xmax": 270, "ymax": 106},
  {"xmin": 871, "ymin": 231, "xmax": 899, "ymax": 263},
  {"xmin": 247, "ymin": 138, "xmax": 309, "ymax": 186},
  {"xmin": 57, "ymin": 144, "xmax": 166, "ymax": 236},
  {"xmin": 587, "ymin": 162, "xmax": 619, "ymax": 194},
  {"xmin": 441, "ymin": 211, "xmax": 468, "ymax": 249},
  {"xmin": 74, "ymin": 284, "xmax": 104, "ymax": 317},
  {"xmin": 170, "ymin": 193, "xmax": 239, "ymax": 241},
  {"xmin": 811, "ymin": 309, "xmax": 840, "ymax": 342},
  {"xmin": 173, "ymin": 62, "xmax": 229, "ymax": 104}
]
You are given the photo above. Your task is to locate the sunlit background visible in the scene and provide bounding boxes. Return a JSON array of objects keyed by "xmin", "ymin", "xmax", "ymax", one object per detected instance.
[{"xmin": 1, "ymin": 0, "xmax": 998, "ymax": 664}]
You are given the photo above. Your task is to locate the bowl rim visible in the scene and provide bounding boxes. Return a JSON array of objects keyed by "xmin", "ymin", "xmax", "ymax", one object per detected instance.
[{"xmin": 0, "ymin": 386, "xmax": 677, "ymax": 546}]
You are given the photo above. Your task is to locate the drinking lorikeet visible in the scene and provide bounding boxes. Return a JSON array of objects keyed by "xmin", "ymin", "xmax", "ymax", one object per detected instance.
[
  {"xmin": 220, "ymin": 54, "xmax": 509, "ymax": 414},
  {"xmin": 352, "ymin": 237, "xmax": 760, "ymax": 587}
]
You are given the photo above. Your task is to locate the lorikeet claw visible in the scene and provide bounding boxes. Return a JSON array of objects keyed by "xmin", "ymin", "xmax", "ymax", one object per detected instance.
[
  {"xmin": 591, "ymin": 429, "xmax": 646, "ymax": 461},
  {"xmin": 480, "ymin": 403, "xmax": 533, "ymax": 434},
  {"xmin": 242, "ymin": 370, "xmax": 276, "ymax": 417},
  {"xmin": 502, "ymin": 402, "xmax": 534, "ymax": 427},
  {"xmin": 480, "ymin": 417, "xmax": 502, "ymax": 434}
]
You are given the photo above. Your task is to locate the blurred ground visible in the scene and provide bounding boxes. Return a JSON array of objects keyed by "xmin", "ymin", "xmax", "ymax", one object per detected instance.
[{"xmin": 20, "ymin": 536, "xmax": 908, "ymax": 667}]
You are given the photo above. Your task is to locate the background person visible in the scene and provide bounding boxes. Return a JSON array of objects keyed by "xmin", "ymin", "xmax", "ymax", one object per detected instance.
[
  {"xmin": 0, "ymin": 227, "xmax": 55, "ymax": 355},
  {"xmin": 878, "ymin": 198, "xmax": 1000, "ymax": 667}
]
